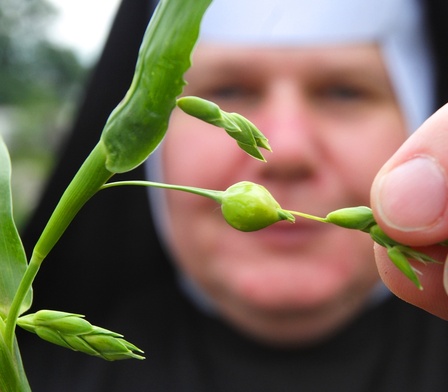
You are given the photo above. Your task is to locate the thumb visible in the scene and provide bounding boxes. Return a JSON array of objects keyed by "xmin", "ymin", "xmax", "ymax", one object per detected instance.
[{"xmin": 371, "ymin": 103, "xmax": 448, "ymax": 246}]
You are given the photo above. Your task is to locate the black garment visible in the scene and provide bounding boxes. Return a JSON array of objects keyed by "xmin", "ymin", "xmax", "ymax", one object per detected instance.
[
  {"xmin": 19, "ymin": 291, "xmax": 448, "ymax": 392},
  {"xmin": 19, "ymin": 0, "xmax": 448, "ymax": 391}
]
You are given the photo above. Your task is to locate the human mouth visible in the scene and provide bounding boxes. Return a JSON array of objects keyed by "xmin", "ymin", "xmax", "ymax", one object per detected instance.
[{"xmin": 251, "ymin": 217, "xmax": 329, "ymax": 249}]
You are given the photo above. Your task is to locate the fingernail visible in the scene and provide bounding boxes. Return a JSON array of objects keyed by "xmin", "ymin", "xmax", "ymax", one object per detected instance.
[{"xmin": 376, "ymin": 155, "xmax": 447, "ymax": 231}]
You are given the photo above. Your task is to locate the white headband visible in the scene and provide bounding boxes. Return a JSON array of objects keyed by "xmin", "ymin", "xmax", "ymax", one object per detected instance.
[{"xmin": 199, "ymin": 0, "xmax": 434, "ymax": 133}]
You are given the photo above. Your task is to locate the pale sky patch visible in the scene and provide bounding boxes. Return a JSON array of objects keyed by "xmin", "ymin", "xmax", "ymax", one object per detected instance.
[{"xmin": 46, "ymin": 0, "xmax": 122, "ymax": 64}]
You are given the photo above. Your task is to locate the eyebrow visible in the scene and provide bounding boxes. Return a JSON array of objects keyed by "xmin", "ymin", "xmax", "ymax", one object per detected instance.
[
  {"xmin": 187, "ymin": 53, "xmax": 257, "ymax": 81},
  {"xmin": 184, "ymin": 56, "xmax": 261, "ymax": 94},
  {"xmin": 186, "ymin": 45, "xmax": 392, "ymax": 89}
]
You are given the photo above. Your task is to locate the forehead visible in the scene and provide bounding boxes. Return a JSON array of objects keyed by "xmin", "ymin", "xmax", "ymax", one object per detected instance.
[{"xmin": 188, "ymin": 43, "xmax": 386, "ymax": 77}]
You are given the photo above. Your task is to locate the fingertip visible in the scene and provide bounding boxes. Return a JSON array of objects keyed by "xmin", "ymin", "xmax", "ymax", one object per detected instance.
[{"xmin": 372, "ymin": 155, "xmax": 448, "ymax": 245}]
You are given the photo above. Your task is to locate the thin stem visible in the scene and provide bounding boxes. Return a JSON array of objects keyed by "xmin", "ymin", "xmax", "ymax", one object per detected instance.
[
  {"xmin": 4, "ymin": 252, "xmax": 43, "ymax": 350},
  {"xmin": 285, "ymin": 210, "xmax": 328, "ymax": 223},
  {"xmin": 101, "ymin": 180, "xmax": 223, "ymax": 203}
]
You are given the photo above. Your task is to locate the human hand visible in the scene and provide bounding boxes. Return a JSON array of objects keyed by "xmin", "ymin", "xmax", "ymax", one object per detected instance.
[{"xmin": 371, "ymin": 104, "xmax": 448, "ymax": 320}]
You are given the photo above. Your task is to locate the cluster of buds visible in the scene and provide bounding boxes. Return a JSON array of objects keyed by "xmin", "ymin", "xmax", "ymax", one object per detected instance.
[
  {"xmin": 17, "ymin": 310, "xmax": 144, "ymax": 361},
  {"xmin": 294, "ymin": 205, "xmax": 442, "ymax": 290},
  {"xmin": 103, "ymin": 176, "xmax": 443, "ymax": 290},
  {"xmin": 219, "ymin": 184, "xmax": 442, "ymax": 289},
  {"xmin": 177, "ymin": 96, "xmax": 272, "ymax": 161}
]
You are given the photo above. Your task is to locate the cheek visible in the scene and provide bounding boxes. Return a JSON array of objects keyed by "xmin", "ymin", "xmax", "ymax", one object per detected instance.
[
  {"xmin": 327, "ymin": 114, "xmax": 407, "ymax": 202},
  {"xmin": 160, "ymin": 176, "xmax": 223, "ymax": 280}
]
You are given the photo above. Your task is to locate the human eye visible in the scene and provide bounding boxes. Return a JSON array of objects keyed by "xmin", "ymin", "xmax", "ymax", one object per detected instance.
[
  {"xmin": 309, "ymin": 79, "xmax": 379, "ymax": 117},
  {"xmin": 196, "ymin": 80, "xmax": 260, "ymax": 112},
  {"xmin": 205, "ymin": 84, "xmax": 249, "ymax": 101},
  {"xmin": 317, "ymin": 83, "xmax": 367, "ymax": 103}
]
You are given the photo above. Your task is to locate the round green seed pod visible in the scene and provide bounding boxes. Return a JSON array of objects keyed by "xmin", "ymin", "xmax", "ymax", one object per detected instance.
[{"xmin": 221, "ymin": 181, "xmax": 294, "ymax": 232}]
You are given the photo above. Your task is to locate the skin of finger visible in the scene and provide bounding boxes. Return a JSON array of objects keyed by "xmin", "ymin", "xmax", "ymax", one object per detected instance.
[
  {"xmin": 374, "ymin": 244, "xmax": 448, "ymax": 320},
  {"xmin": 371, "ymin": 103, "xmax": 448, "ymax": 246}
]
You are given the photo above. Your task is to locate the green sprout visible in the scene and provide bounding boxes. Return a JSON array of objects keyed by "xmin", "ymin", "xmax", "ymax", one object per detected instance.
[
  {"xmin": 177, "ymin": 96, "xmax": 272, "ymax": 161},
  {"xmin": 287, "ymin": 206, "xmax": 442, "ymax": 290},
  {"xmin": 17, "ymin": 310, "xmax": 144, "ymax": 361},
  {"xmin": 102, "ymin": 180, "xmax": 295, "ymax": 232},
  {"xmin": 102, "ymin": 181, "xmax": 442, "ymax": 291}
]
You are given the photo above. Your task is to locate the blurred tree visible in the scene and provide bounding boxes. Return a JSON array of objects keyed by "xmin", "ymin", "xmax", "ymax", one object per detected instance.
[{"xmin": 0, "ymin": 0, "xmax": 89, "ymax": 227}]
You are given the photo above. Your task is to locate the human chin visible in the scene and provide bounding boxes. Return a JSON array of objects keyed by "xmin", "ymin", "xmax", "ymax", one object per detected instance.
[{"xmin": 206, "ymin": 222, "xmax": 378, "ymax": 313}]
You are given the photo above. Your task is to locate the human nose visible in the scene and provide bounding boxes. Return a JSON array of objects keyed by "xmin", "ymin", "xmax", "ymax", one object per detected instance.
[{"xmin": 254, "ymin": 80, "xmax": 319, "ymax": 179}]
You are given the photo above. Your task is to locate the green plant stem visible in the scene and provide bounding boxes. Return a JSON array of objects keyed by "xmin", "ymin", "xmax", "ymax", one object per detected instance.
[
  {"xmin": 0, "ymin": 317, "xmax": 31, "ymax": 392},
  {"xmin": 101, "ymin": 180, "xmax": 223, "ymax": 203},
  {"xmin": 33, "ymin": 143, "xmax": 113, "ymax": 261},
  {"xmin": 286, "ymin": 210, "xmax": 328, "ymax": 223},
  {"xmin": 4, "ymin": 144, "xmax": 112, "ymax": 350},
  {"xmin": 4, "ymin": 254, "xmax": 42, "ymax": 351}
]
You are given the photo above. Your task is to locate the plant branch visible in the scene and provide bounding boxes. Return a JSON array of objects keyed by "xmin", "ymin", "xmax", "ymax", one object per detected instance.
[
  {"xmin": 101, "ymin": 180, "xmax": 223, "ymax": 203},
  {"xmin": 4, "ymin": 253, "xmax": 42, "ymax": 351}
]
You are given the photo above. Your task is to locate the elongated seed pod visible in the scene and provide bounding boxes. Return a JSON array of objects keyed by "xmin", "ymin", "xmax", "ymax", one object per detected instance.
[
  {"xmin": 325, "ymin": 206, "xmax": 375, "ymax": 231},
  {"xmin": 177, "ymin": 96, "xmax": 224, "ymax": 124},
  {"xmin": 101, "ymin": 0, "xmax": 212, "ymax": 173}
]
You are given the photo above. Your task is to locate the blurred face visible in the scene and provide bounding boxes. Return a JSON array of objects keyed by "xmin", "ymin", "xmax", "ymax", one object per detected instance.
[{"xmin": 161, "ymin": 44, "xmax": 407, "ymax": 345}]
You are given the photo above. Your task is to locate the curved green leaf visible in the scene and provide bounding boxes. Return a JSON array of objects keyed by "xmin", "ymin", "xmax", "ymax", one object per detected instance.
[
  {"xmin": 0, "ymin": 135, "xmax": 32, "ymax": 319},
  {"xmin": 101, "ymin": 0, "xmax": 213, "ymax": 173}
]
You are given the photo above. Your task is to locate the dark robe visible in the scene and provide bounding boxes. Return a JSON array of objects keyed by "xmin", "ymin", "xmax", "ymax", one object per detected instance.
[{"xmin": 18, "ymin": 0, "xmax": 448, "ymax": 390}]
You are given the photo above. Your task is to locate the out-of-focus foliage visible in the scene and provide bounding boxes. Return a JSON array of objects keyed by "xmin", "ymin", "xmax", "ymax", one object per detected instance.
[{"xmin": 0, "ymin": 0, "xmax": 90, "ymax": 227}]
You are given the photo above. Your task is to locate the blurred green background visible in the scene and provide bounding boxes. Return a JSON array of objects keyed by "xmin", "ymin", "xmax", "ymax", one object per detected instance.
[{"xmin": 0, "ymin": 0, "xmax": 90, "ymax": 228}]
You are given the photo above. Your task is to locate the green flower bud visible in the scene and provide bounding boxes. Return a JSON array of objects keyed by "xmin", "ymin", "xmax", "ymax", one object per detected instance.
[
  {"xmin": 17, "ymin": 310, "xmax": 144, "ymax": 361},
  {"xmin": 229, "ymin": 113, "xmax": 272, "ymax": 160},
  {"xmin": 82, "ymin": 331, "xmax": 144, "ymax": 361},
  {"xmin": 284, "ymin": 201, "xmax": 444, "ymax": 290},
  {"xmin": 387, "ymin": 246, "xmax": 422, "ymax": 290},
  {"xmin": 61, "ymin": 332, "xmax": 102, "ymax": 357},
  {"xmin": 368, "ymin": 225, "xmax": 436, "ymax": 289},
  {"xmin": 325, "ymin": 206, "xmax": 375, "ymax": 231},
  {"xmin": 35, "ymin": 326, "xmax": 72, "ymax": 348},
  {"xmin": 368, "ymin": 224, "xmax": 399, "ymax": 248},
  {"xmin": 18, "ymin": 310, "xmax": 92, "ymax": 334},
  {"xmin": 221, "ymin": 181, "xmax": 294, "ymax": 232},
  {"xmin": 177, "ymin": 96, "xmax": 271, "ymax": 161},
  {"xmin": 176, "ymin": 96, "xmax": 223, "ymax": 123}
]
